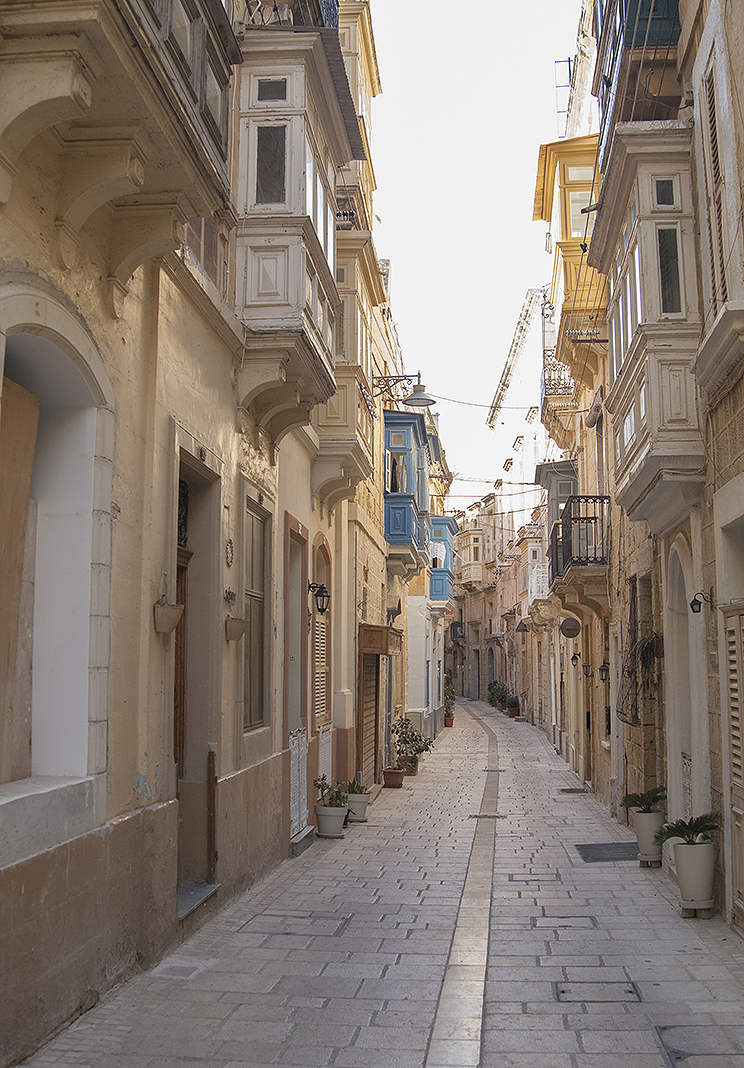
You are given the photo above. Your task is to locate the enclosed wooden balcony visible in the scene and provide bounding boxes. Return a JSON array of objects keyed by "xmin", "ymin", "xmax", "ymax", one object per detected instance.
[
  {"xmin": 0, "ymin": 0, "xmax": 240, "ymax": 313},
  {"xmin": 311, "ymin": 363, "xmax": 374, "ymax": 510}
]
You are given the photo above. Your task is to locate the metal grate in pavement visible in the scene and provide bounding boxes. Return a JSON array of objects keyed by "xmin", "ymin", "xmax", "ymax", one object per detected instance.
[
  {"xmin": 556, "ymin": 981, "xmax": 641, "ymax": 1002},
  {"xmin": 574, "ymin": 842, "xmax": 639, "ymax": 863},
  {"xmin": 559, "ymin": 787, "xmax": 587, "ymax": 793}
]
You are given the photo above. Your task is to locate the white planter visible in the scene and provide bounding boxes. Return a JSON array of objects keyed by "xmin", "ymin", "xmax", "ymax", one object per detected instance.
[
  {"xmin": 633, "ymin": 810, "xmax": 665, "ymax": 860},
  {"xmin": 346, "ymin": 793, "xmax": 371, "ymax": 822},
  {"xmin": 314, "ymin": 803, "xmax": 347, "ymax": 838},
  {"xmin": 153, "ymin": 603, "xmax": 184, "ymax": 633},
  {"xmin": 674, "ymin": 841, "xmax": 716, "ymax": 906}
]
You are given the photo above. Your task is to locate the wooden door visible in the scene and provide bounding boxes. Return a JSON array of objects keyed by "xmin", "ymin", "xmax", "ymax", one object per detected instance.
[
  {"xmin": 358, "ymin": 653, "xmax": 379, "ymax": 788},
  {"xmin": 173, "ymin": 547, "xmax": 192, "ymax": 775},
  {"xmin": 724, "ymin": 609, "xmax": 744, "ymax": 932}
]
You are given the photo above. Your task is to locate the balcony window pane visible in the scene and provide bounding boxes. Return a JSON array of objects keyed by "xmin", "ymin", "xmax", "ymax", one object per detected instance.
[
  {"xmin": 389, "ymin": 452, "xmax": 407, "ymax": 493},
  {"xmin": 634, "ymin": 243, "xmax": 643, "ymax": 324},
  {"xmin": 258, "ymin": 78, "xmax": 287, "ymax": 101},
  {"xmin": 568, "ymin": 165, "xmax": 594, "ymax": 181},
  {"xmin": 305, "ymin": 139, "xmax": 314, "ymax": 217},
  {"xmin": 655, "ymin": 178, "xmax": 675, "ymax": 205},
  {"xmin": 569, "ymin": 190, "xmax": 593, "ymax": 238},
  {"xmin": 256, "ymin": 126, "xmax": 286, "ymax": 203},
  {"xmin": 658, "ymin": 227, "xmax": 682, "ymax": 313},
  {"xmin": 623, "ymin": 408, "xmax": 635, "ymax": 447}
]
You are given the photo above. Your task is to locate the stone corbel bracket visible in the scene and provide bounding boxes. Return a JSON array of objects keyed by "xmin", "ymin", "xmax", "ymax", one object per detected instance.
[
  {"xmin": 237, "ymin": 357, "xmax": 314, "ymax": 446},
  {"xmin": 107, "ymin": 193, "xmax": 190, "ymax": 317},
  {"xmin": 55, "ymin": 127, "xmax": 148, "ymax": 269},
  {"xmin": 0, "ymin": 34, "xmax": 101, "ymax": 204},
  {"xmin": 312, "ymin": 442, "xmax": 372, "ymax": 512}
]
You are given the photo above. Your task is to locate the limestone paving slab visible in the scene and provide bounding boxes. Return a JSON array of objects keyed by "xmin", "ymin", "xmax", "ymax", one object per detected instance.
[{"xmin": 20, "ymin": 701, "xmax": 744, "ymax": 1068}]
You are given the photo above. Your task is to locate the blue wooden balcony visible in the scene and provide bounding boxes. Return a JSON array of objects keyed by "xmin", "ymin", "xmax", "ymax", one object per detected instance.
[{"xmin": 430, "ymin": 568, "xmax": 454, "ymax": 602}]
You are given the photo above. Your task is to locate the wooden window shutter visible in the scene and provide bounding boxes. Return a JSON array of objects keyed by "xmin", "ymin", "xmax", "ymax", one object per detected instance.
[{"xmin": 313, "ymin": 618, "xmax": 329, "ymax": 726}]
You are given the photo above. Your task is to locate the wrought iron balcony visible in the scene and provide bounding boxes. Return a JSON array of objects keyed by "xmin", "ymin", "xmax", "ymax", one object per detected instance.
[
  {"xmin": 549, "ymin": 496, "xmax": 611, "ymax": 584},
  {"xmin": 594, "ymin": 0, "xmax": 682, "ymax": 169}
]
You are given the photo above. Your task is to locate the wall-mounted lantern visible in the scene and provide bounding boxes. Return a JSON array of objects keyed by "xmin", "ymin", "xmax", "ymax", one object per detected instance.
[
  {"xmin": 571, "ymin": 651, "xmax": 580, "ymax": 668},
  {"xmin": 309, "ymin": 582, "xmax": 330, "ymax": 615},
  {"xmin": 689, "ymin": 589, "xmax": 713, "ymax": 614},
  {"xmin": 598, "ymin": 660, "xmax": 610, "ymax": 682}
]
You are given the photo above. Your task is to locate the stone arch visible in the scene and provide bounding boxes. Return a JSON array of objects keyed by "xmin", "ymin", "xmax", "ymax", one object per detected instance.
[
  {"xmin": 0, "ymin": 286, "xmax": 114, "ymax": 792},
  {"xmin": 665, "ymin": 532, "xmax": 710, "ymax": 822}
]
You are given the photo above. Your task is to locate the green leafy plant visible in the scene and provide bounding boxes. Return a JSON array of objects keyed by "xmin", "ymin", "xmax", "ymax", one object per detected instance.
[
  {"xmin": 443, "ymin": 672, "xmax": 456, "ymax": 716},
  {"xmin": 346, "ymin": 778, "xmax": 367, "ymax": 795},
  {"xmin": 654, "ymin": 812, "xmax": 721, "ymax": 846},
  {"xmin": 391, "ymin": 717, "xmax": 434, "ymax": 760},
  {"xmin": 488, "ymin": 680, "xmax": 510, "ymax": 705},
  {"xmin": 506, "ymin": 694, "xmax": 520, "ymax": 709},
  {"xmin": 621, "ymin": 786, "xmax": 667, "ymax": 813},
  {"xmin": 313, "ymin": 775, "xmax": 348, "ymax": 807}
]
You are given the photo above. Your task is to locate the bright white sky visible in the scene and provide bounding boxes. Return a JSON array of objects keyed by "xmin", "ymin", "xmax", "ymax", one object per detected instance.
[{"xmin": 367, "ymin": 0, "xmax": 583, "ymax": 514}]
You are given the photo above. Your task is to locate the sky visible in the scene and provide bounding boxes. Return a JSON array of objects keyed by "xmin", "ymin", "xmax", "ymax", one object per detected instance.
[{"xmin": 366, "ymin": 0, "xmax": 584, "ymax": 515}]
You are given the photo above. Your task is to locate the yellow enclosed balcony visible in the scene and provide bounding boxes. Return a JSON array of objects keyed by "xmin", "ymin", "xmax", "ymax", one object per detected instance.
[{"xmin": 534, "ymin": 134, "xmax": 607, "ymax": 391}]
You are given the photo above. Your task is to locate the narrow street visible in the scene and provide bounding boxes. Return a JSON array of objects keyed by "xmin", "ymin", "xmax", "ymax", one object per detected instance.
[{"xmin": 25, "ymin": 704, "xmax": 744, "ymax": 1068}]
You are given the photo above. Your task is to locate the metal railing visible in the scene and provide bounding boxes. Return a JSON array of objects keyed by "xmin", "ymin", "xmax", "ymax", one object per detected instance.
[{"xmin": 549, "ymin": 495, "xmax": 610, "ymax": 582}]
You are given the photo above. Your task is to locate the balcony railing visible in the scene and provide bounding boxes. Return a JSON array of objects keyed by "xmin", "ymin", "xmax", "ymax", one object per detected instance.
[{"xmin": 549, "ymin": 495, "xmax": 611, "ymax": 583}]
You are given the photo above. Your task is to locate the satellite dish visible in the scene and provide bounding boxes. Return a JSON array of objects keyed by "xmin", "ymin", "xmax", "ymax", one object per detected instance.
[{"xmin": 560, "ymin": 617, "xmax": 581, "ymax": 638}]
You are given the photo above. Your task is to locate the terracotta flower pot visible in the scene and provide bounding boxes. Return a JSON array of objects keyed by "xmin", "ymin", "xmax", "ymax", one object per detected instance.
[
  {"xmin": 399, "ymin": 755, "xmax": 419, "ymax": 775},
  {"xmin": 383, "ymin": 768, "xmax": 405, "ymax": 788},
  {"xmin": 444, "ymin": 715, "xmax": 454, "ymax": 727}
]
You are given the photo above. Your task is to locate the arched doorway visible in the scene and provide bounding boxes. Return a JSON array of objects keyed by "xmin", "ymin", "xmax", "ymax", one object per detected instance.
[
  {"xmin": 0, "ymin": 291, "xmax": 114, "ymax": 794},
  {"xmin": 666, "ymin": 542, "xmax": 695, "ymax": 815}
]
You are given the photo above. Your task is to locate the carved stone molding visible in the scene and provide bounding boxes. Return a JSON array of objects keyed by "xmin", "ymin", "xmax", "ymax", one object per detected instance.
[
  {"xmin": 55, "ymin": 127, "xmax": 148, "ymax": 267},
  {"xmin": 0, "ymin": 35, "xmax": 100, "ymax": 203}
]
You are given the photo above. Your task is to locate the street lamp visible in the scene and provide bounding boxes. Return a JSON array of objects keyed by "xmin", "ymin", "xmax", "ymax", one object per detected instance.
[
  {"xmin": 371, "ymin": 371, "xmax": 435, "ymax": 407},
  {"xmin": 308, "ymin": 582, "xmax": 330, "ymax": 615}
]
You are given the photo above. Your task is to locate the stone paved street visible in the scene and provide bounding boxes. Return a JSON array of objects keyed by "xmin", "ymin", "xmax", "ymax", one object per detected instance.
[{"xmin": 22, "ymin": 702, "xmax": 744, "ymax": 1068}]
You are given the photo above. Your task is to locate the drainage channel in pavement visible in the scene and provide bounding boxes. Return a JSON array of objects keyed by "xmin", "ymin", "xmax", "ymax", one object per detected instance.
[{"xmin": 424, "ymin": 705, "xmax": 500, "ymax": 1068}]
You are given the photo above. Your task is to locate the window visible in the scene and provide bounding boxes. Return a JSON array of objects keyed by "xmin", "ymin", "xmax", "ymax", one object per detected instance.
[
  {"xmin": 244, "ymin": 503, "xmax": 267, "ymax": 729},
  {"xmin": 608, "ymin": 194, "xmax": 642, "ymax": 376},
  {"xmin": 186, "ymin": 216, "xmax": 224, "ymax": 293},
  {"xmin": 258, "ymin": 78, "xmax": 286, "ymax": 101},
  {"xmin": 658, "ymin": 227, "xmax": 682, "ymax": 313},
  {"xmin": 703, "ymin": 68, "xmax": 729, "ymax": 314},
  {"xmin": 654, "ymin": 178, "xmax": 675, "ymax": 206},
  {"xmin": 256, "ymin": 126, "xmax": 285, "ymax": 204},
  {"xmin": 388, "ymin": 452, "xmax": 407, "ymax": 492}
]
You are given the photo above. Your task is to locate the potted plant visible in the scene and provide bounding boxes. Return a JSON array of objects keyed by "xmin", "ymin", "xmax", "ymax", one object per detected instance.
[
  {"xmin": 346, "ymin": 778, "xmax": 371, "ymax": 822},
  {"xmin": 313, "ymin": 775, "xmax": 348, "ymax": 838},
  {"xmin": 489, "ymin": 680, "xmax": 509, "ymax": 710},
  {"xmin": 443, "ymin": 672, "xmax": 455, "ymax": 726},
  {"xmin": 506, "ymin": 694, "xmax": 520, "ymax": 718},
  {"xmin": 655, "ymin": 812, "xmax": 721, "ymax": 911},
  {"xmin": 391, "ymin": 716, "xmax": 434, "ymax": 775},
  {"xmin": 382, "ymin": 766, "xmax": 405, "ymax": 788},
  {"xmin": 621, "ymin": 786, "xmax": 666, "ymax": 864}
]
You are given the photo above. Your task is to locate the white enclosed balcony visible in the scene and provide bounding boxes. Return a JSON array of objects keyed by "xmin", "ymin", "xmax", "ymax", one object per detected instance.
[
  {"xmin": 234, "ymin": 27, "xmax": 365, "ymax": 444},
  {"xmin": 589, "ymin": 120, "xmax": 704, "ymax": 533}
]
